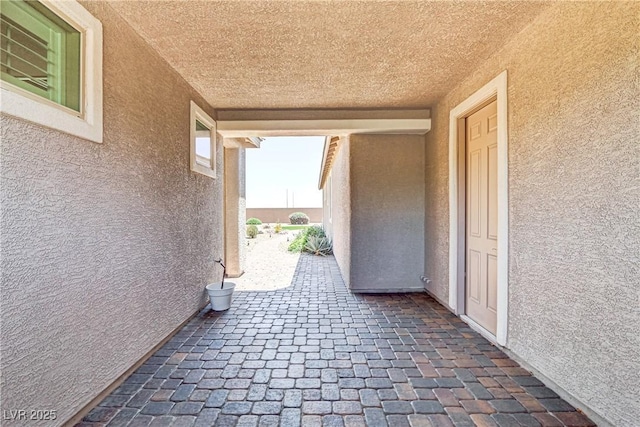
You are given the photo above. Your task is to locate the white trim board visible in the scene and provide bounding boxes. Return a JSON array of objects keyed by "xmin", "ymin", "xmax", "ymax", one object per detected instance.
[
  {"xmin": 448, "ymin": 70, "xmax": 509, "ymax": 346},
  {"xmin": 190, "ymin": 101, "xmax": 217, "ymax": 179},
  {"xmin": 217, "ymin": 118, "xmax": 431, "ymax": 137}
]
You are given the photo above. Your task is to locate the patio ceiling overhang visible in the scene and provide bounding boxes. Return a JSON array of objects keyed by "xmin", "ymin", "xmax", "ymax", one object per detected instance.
[
  {"xmin": 223, "ymin": 137, "xmax": 263, "ymax": 149},
  {"xmin": 318, "ymin": 136, "xmax": 341, "ymax": 190},
  {"xmin": 107, "ymin": 1, "xmax": 552, "ymax": 110},
  {"xmin": 217, "ymin": 117, "xmax": 431, "ymax": 138}
]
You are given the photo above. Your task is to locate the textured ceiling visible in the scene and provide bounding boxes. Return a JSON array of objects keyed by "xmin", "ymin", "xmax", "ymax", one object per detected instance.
[{"xmin": 108, "ymin": 1, "xmax": 550, "ymax": 110}]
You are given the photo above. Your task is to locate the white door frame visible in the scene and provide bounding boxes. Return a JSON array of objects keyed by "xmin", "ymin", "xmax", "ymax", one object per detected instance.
[{"xmin": 448, "ymin": 71, "xmax": 509, "ymax": 346}]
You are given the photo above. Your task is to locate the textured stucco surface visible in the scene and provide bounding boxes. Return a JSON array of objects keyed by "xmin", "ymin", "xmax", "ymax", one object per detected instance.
[
  {"xmin": 423, "ymin": 3, "xmax": 639, "ymax": 425},
  {"xmin": 0, "ymin": 3, "xmax": 222, "ymax": 425},
  {"xmin": 423, "ymin": 102, "xmax": 451, "ymax": 301},
  {"xmin": 108, "ymin": 1, "xmax": 550, "ymax": 109},
  {"xmin": 350, "ymin": 135, "xmax": 425, "ymax": 292},
  {"xmin": 326, "ymin": 138, "xmax": 351, "ymax": 288},
  {"xmin": 224, "ymin": 148, "xmax": 246, "ymax": 277}
]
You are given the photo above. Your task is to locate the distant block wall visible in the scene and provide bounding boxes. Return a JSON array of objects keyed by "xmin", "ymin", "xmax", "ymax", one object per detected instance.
[{"xmin": 246, "ymin": 208, "xmax": 323, "ymax": 223}]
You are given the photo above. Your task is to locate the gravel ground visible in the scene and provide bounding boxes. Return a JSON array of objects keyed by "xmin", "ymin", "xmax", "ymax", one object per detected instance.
[{"xmin": 230, "ymin": 228, "xmax": 302, "ymax": 291}]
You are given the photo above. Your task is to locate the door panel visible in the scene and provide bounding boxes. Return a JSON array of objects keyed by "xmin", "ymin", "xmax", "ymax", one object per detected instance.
[
  {"xmin": 469, "ymin": 150, "xmax": 482, "ymax": 237},
  {"xmin": 487, "ymin": 254, "xmax": 498, "ymax": 312},
  {"xmin": 487, "ymin": 144, "xmax": 498, "ymax": 240},
  {"xmin": 465, "ymin": 99, "xmax": 498, "ymax": 335},
  {"xmin": 488, "ymin": 113, "xmax": 498, "ymax": 133},
  {"xmin": 468, "ymin": 249, "xmax": 482, "ymax": 303}
]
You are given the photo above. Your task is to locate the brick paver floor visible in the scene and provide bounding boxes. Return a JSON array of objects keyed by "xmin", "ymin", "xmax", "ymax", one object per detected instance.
[{"xmin": 79, "ymin": 254, "xmax": 595, "ymax": 427}]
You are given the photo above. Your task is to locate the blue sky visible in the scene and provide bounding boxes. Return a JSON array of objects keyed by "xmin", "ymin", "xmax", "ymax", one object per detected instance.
[{"xmin": 246, "ymin": 136, "xmax": 325, "ymax": 208}]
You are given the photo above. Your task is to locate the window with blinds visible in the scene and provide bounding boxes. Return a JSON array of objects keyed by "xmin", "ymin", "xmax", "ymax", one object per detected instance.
[{"xmin": 1, "ymin": 0, "xmax": 81, "ymax": 112}]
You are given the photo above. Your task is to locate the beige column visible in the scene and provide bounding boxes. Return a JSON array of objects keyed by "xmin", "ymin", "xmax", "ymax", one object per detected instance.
[{"xmin": 224, "ymin": 147, "xmax": 246, "ymax": 277}]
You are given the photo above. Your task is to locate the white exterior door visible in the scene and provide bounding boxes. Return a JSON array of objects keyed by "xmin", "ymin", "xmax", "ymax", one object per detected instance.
[{"xmin": 465, "ymin": 99, "xmax": 498, "ymax": 335}]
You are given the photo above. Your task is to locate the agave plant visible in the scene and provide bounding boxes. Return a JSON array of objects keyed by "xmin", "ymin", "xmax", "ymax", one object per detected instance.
[{"xmin": 304, "ymin": 235, "xmax": 333, "ymax": 256}]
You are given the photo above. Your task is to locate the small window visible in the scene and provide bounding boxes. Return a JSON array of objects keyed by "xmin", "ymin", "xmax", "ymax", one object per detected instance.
[
  {"xmin": 0, "ymin": 0, "xmax": 102, "ymax": 143},
  {"xmin": 190, "ymin": 101, "xmax": 217, "ymax": 178},
  {"xmin": 1, "ymin": 0, "xmax": 81, "ymax": 111}
]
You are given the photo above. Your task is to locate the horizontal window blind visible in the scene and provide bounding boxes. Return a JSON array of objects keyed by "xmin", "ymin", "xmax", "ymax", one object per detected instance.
[
  {"xmin": 1, "ymin": 14, "xmax": 51, "ymax": 94},
  {"xmin": 0, "ymin": 0, "xmax": 81, "ymax": 111}
]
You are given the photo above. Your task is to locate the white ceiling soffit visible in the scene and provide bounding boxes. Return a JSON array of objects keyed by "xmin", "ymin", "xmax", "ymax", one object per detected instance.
[
  {"xmin": 222, "ymin": 137, "xmax": 262, "ymax": 149},
  {"xmin": 319, "ymin": 136, "xmax": 341, "ymax": 190},
  {"xmin": 217, "ymin": 118, "xmax": 431, "ymax": 138}
]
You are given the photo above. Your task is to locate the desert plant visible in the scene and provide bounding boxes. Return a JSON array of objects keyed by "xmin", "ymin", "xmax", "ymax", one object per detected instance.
[
  {"xmin": 306, "ymin": 225, "xmax": 325, "ymax": 238},
  {"xmin": 246, "ymin": 218, "xmax": 262, "ymax": 225},
  {"xmin": 288, "ymin": 212, "xmax": 310, "ymax": 225},
  {"xmin": 304, "ymin": 236, "xmax": 333, "ymax": 256},
  {"xmin": 274, "ymin": 223, "xmax": 283, "ymax": 233},
  {"xmin": 246, "ymin": 224, "xmax": 258, "ymax": 238},
  {"xmin": 288, "ymin": 225, "xmax": 328, "ymax": 252},
  {"xmin": 287, "ymin": 231, "xmax": 307, "ymax": 252}
]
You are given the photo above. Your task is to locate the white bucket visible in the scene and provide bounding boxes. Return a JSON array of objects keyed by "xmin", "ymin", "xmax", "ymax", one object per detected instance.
[{"xmin": 206, "ymin": 282, "xmax": 236, "ymax": 311}]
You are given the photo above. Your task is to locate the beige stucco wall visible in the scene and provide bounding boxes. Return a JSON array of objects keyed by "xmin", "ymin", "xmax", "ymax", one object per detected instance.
[
  {"xmin": 350, "ymin": 134, "xmax": 425, "ymax": 292},
  {"xmin": 325, "ymin": 138, "xmax": 352, "ymax": 287},
  {"xmin": 0, "ymin": 3, "xmax": 223, "ymax": 425},
  {"xmin": 225, "ymin": 148, "xmax": 247, "ymax": 277},
  {"xmin": 424, "ymin": 3, "xmax": 639, "ymax": 425}
]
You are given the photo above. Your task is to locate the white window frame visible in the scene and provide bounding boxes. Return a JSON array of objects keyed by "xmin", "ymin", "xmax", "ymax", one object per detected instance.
[
  {"xmin": 190, "ymin": 101, "xmax": 217, "ymax": 179},
  {"xmin": 328, "ymin": 173, "xmax": 333, "ymax": 224},
  {"xmin": 0, "ymin": 0, "xmax": 102, "ymax": 143}
]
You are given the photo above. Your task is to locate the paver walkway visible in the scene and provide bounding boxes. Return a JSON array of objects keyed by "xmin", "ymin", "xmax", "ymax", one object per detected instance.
[{"xmin": 79, "ymin": 255, "xmax": 594, "ymax": 427}]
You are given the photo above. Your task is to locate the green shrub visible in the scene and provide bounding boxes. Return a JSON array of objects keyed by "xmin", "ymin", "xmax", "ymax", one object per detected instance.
[
  {"xmin": 287, "ymin": 225, "xmax": 327, "ymax": 252},
  {"xmin": 246, "ymin": 225, "xmax": 258, "ymax": 238},
  {"xmin": 246, "ymin": 218, "xmax": 262, "ymax": 225},
  {"xmin": 288, "ymin": 212, "xmax": 310, "ymax": 225},
  {"xmin": 306, "ymin": 225, "xmax": 325, "ymax": 238},
  {"xmin": 287, "ymin": 231, "xmax": 306, "ymax": 252},
  {"xmin": 304, "ymin": 236, "xmax": 333, "ymax": 256}
]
